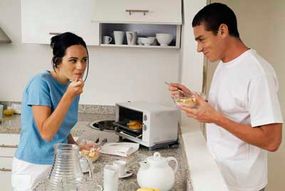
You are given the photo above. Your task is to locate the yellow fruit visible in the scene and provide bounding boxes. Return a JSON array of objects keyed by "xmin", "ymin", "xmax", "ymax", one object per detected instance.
[
  {"xmin": 3, "ymin": 108, "xmax": 15, "ymax": 116},
  {"xmin": 137, "ymin": 188, "xmax": 160, "ymax": 191}
]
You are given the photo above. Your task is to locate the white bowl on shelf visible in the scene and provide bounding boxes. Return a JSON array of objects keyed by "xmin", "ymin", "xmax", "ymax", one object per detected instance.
[
  {"xmin": 156, "ymin": 33, "xmax": 173, "ymax": 46},
  {"xmin": 140, "ymin": 37, "xmax": 156, "ymax": 46}
]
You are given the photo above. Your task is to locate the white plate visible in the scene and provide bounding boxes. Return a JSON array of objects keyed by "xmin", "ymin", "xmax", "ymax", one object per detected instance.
[
  {"xmin": 119, "ymin": 170, "xmax": 133, "ymax": 179},
  {"xmin": 100, "ymin": 142, "xmax": 139, "ymax": 157}
]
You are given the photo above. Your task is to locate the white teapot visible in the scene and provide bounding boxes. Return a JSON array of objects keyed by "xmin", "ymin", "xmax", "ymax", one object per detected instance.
[{"xmin": 137, "ymin": 152, "xmax": 178, "ymax": 191}]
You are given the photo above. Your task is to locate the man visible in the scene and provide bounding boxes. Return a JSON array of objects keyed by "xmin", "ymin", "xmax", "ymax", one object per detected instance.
[{"xmin": 169, "ymin": 3, "xmax": 283, "ymax": 191}]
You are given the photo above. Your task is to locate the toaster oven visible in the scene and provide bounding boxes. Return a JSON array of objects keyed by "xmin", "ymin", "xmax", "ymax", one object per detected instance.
[{"xmin": 114, "ymin": 101, "xmax": 180, "ymax": 150}]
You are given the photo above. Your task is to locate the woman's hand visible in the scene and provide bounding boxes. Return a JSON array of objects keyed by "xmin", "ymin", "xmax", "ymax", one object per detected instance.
[{"xmin": 66, "ymin": 78, "xmax": 84, "ymax": 98}]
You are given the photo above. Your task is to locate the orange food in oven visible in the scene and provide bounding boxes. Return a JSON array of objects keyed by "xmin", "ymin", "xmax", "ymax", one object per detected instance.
[{"xmin": 127, "ymin": 120, "xmax": 142, "ymax": 130}]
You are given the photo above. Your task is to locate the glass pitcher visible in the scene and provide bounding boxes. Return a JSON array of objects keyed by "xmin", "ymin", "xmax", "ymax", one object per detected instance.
[{"xmin": 33, "ymin": 143, "xmax": 102, "ymax": 191}]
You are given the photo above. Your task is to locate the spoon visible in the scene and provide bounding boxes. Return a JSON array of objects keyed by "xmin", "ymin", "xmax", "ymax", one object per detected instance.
[{"xmin": 164, "ymin": 81, "xmax": 190, "ymax": 96}]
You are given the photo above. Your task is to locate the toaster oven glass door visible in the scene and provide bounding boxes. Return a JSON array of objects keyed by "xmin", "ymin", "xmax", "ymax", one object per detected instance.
[{"xmin": 114, "ymin": 106, "xmax": 143, "ymax": 138}]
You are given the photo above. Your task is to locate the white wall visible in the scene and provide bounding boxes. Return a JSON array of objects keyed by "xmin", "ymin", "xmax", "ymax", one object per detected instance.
[
  {"xmin": 180, "ymin": 0, "xmax": 206, "ymax": 128},
  {"xmin": 0, "ymin": 0, "xmax": 180, "ymax": 106}
]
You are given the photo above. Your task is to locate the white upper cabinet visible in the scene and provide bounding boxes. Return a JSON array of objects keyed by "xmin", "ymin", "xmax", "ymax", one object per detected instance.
[
  {"xmin": 21, "ymin": 0, "xmax": 99, "ymax": 45},
  {"xmin": 94, "ymin": 0, "xmax": 182, "ymax": 24}
]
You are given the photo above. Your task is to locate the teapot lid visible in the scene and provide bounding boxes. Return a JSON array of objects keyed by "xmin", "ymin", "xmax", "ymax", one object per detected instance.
[{"xmin": 147, "ymin": 152, "xmax": 167, "ymax": 164}]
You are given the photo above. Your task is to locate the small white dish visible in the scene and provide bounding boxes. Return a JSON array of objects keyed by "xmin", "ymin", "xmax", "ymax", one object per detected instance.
[{"xmin": 119, "ymin": 170, "xmax": 133, "ymax": 179}]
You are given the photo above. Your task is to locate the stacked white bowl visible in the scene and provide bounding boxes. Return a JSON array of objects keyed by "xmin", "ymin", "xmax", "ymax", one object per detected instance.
[{"xmin": 156, "ymin": 33, "xmax": 173, "ymax": 46}]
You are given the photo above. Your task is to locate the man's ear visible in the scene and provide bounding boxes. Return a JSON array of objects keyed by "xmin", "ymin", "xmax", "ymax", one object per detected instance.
[{"xmin": 218, "ymin": 24, "xmax": 229, "ymax": 37}]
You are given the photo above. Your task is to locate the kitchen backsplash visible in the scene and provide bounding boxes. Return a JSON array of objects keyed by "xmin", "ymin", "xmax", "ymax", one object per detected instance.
[{"xmin": 0, "ymin": 101, "xmax": 115, "ymax": 115}]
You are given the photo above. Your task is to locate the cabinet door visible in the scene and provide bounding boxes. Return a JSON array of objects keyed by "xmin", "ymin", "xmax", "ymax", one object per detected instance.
[
  {"xmin": 0, "ymin": 134, "xmax": 19, "ymax": 146},
  {"xmin": 0, "ymin": 134, "xmax": 17, "ymax": 191},
  {"xmin": 0, "ymin": 171, "xmax": 12, "ymax": 191},
  {"xmin": 94, "ymin": 0, "xmax": 182, "ymax": 24},
  {"xmin": 21, "ymin": 0, "xmax": 99, "ymax": 45}
]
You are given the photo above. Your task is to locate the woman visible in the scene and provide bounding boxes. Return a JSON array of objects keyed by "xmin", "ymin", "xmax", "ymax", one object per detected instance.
[{"xmin": 12, "ymin": 32, "xmax": 92, "ymax": 190}]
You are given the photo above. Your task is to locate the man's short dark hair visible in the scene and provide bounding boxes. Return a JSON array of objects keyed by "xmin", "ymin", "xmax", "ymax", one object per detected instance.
[{"xmin": 192, "ymin": 3, "xmax": 240, "ymax": 38}]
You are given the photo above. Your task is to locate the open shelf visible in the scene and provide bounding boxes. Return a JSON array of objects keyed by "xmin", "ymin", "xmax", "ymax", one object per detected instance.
[{"xmin": 99, "ymin": 23, "xmax": 181, "ymax": 49}]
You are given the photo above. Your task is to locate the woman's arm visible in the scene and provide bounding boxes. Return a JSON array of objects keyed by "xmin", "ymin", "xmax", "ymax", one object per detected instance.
[{"xmin": 32, "ymin": 79, "xmax": 84, "ymax": 142}]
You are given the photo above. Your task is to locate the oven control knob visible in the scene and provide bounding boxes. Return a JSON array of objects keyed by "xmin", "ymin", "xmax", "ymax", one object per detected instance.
[
  {"xmin": 143, "ymin": 124, "xmax": 147, "ymax": 131},
  {"xmin": 143, "ymin": 115, "xmax": 147, "ymax": 121}
]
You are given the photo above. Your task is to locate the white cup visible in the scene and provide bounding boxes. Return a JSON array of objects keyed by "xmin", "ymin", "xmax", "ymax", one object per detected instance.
[
  {"xmin": 113, "ymin": 160, "xmax": 127, "ymax": 177},
  {"xmin": 104, "ymin": 165, "xmax": 118, "ymax": 191},
  {"xmin": 113, "ymin": 31, "xmax": 124, "ymax": 45},
  {"xmin": 126, "ymin": 31, "xmax": 137, "ymax": 45},
  {"xmin": 103, "ymin": 36, "xmax": 112, "ymax": 44}
]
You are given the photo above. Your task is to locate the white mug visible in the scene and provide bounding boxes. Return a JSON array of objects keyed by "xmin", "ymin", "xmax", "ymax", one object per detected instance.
[
  {"xmin": 113, "ymin": 160, "xmax": 127, "ymax": 177},
  {"xmin": 104, "ymin": 165, "xmax": 118, "ymax": 191},
  {"xmin": 103, "ymin": 36, "xmax": 112, "ymax": 44},
  {"xmin": 126, "ymin": 31, "xmax": 137, "ymax": 45},
  {"xmin": 113, "ymin": 31, "xmax": 124, "ymax": 45}
]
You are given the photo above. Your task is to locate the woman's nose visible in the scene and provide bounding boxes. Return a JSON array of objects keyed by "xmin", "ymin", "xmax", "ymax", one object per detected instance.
[{"xmin": 76, "ymin": 61, "xmax": 86, "ymax": 69}]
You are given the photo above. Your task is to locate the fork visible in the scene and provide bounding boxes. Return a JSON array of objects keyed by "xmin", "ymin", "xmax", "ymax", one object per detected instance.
[{"xmin": 99, "ymin": 138, "xmax": 107, "ymax": 146}]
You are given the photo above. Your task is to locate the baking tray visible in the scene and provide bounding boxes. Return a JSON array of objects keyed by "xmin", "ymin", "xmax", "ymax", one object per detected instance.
[{"xmin": 113, "ymin": 121, "xmax": 142, "ymax": 134}]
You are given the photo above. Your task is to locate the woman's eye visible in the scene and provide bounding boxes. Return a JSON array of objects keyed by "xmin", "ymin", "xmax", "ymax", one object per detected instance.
[
  {"xmin": 69, "ymin": 59, "xmax": 77, "ymax": 64},
  {"xmin": 82, "ymin": 58, "xmax": 88, "ymax": 63}
]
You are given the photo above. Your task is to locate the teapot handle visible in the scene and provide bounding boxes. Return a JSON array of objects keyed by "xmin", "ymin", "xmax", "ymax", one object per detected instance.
[{"xmin": 167, "ymin": 157, "xmax": 178, "ymax": 173}]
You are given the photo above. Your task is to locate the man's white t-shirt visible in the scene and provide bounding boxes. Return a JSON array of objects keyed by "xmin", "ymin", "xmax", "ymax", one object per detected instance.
[{"xmin": 206, "ymin": 49, "xmax": 283, "ymax": 191}]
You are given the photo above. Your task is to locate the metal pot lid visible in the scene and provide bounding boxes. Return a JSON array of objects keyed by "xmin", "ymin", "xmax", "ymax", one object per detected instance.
[{"xmin": 89, "ymin": 120, "xmax": 115, "ymax": 131}]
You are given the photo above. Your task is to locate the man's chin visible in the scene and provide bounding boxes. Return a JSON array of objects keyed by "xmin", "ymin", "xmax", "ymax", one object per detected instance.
[{"xmin": 207, "ymin": 57, "xmax": 220, "ymax": 62}]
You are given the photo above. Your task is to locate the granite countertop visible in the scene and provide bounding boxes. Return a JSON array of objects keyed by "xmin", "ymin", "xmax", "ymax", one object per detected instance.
[{"xmin": 0, "ymin": 112, "xmax": 190, "ymax": 190}]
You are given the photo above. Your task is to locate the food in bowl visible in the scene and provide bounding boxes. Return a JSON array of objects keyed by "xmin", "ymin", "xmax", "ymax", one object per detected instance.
[
  {"xmin": 156, "ymin": 33, "xmax": 173, "ymax": 46},
  {"xmin": 174, "ymin": 96, "xmax": 197, "ymax": 108},
  {"xmin": 80, "ymin": 146, "xmax": 101, "ymax": 162}
]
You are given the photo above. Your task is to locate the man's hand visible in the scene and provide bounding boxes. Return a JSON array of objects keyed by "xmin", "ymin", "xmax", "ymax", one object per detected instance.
[
  {"xmin": 179, "ymin": 93, "xmax": 222, "ymax": 123},
  {"xmin": 167, "ymin": 82, "xmax": 193, "ymax": 98}
]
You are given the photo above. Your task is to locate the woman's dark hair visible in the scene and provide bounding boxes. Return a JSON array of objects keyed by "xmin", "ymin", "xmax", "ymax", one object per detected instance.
[
  {"xmin": 192, "ymin": 3, "xmax": 240, "ymax": 38},
  {"xmin": 50, "ymin": 32, "xmax": 89, "ymax": 81},
  {"xmin": 50, "ymin": 32, "xmax": 87, "ymax": 68}
]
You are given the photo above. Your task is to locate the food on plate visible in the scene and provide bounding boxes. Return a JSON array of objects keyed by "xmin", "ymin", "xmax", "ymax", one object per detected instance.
[
  {"xmin": 127, "ymin": 120, "xmax": 142, "ymax": 130},
  {"xmin": 80, "ymin": 147, "xmax": 100, "ymax": 161}
]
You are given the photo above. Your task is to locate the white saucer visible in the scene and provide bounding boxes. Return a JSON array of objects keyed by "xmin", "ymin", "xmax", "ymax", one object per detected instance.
[{"xmin": 119, "ymin": 170, "xmax": 133, "ymax": 179}]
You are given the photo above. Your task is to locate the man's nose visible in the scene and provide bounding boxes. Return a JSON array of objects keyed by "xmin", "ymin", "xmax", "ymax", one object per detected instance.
[{"xmin": 197, "ymin": 43, "xmax": 203, "ymax": 52}]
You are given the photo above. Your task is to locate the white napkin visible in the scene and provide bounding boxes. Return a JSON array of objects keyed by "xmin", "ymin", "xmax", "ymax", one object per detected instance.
[{"xmin": 100, "ymin": 142, "xmax": 139, "ymax": 157}]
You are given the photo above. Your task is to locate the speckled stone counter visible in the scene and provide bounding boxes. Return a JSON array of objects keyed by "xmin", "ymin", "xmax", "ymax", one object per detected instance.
[{"xmin": 0, "ymin": 109, "xmax": 190, "ymax": 190}]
